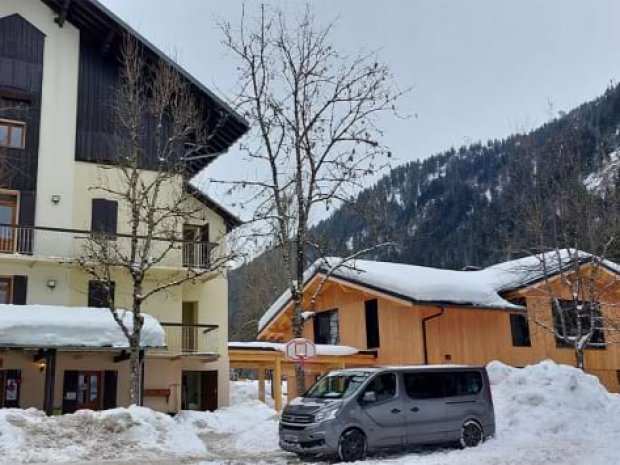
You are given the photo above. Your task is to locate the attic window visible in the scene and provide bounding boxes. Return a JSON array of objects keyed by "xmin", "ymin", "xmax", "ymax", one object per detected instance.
[{"xmin": 0, "ymin": 120, "xmax": 25, "ymax": 149}]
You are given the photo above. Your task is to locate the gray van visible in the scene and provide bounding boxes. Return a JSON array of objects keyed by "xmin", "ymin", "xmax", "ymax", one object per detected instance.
[{"xmin": 279, "ymin": 365, "xmax": 495, "ymax": 461}]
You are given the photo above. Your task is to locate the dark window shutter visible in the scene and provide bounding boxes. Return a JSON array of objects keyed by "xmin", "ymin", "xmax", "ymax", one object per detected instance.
[
  {"xmin": 365, "ymin": 299, "xmax": 380, "ymax": 349},
  {"xmin": 3, "ymin": 369, "xmax": 21, "ymax": 408},
  {"xmin": 62, "ymin": 371, "xmax": 79, "ymax": 414},
  {"xmin": 18, "ymin": 191, "xmax": 35, "ymax": 226},
  {"xmin": 200, "ymin": 224, "xmax": 210, "ymax": 267},
  {"xmin": 91, "ymin": 199, "xmax": 118, "ymax": 235},
  {"xmin": 103, "ymin": 370, "xmax": 118, "ymax": 410},
  {"xmin": 88, "ymin": 280, "xmax": 115, "ymax": 308},
  {"xmin": 12, "ymin": 275, "xmax": 27, "ymax": 305}
]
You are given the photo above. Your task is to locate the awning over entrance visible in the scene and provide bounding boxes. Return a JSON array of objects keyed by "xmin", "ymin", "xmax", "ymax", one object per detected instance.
[
  {"xmin": 228, "ymin": 342, "xmax": 377, "ymax": 411},
  {"xmin": 0, "ymin": 304, "xmax": 165, "ymax": 349}
]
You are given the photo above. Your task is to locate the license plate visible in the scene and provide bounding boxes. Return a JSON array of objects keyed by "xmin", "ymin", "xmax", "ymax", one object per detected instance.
[{"xmin": 284, "ymin": 435, "xmax": 299, "ymax": 443}]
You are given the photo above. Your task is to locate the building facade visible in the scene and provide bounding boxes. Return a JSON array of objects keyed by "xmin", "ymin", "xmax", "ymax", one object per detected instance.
[
  {"xmin": 257, "ymin": 255, "xmax": 620, "ymax": 394},
  {"xmin": 0, "ymin": 0, "xmax": 248, "ymax": 413}
]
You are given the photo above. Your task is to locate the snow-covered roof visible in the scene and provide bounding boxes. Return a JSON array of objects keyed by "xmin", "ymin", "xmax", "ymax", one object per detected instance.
[
  {"xmin": 228, "ymin": 341, "xmax": 360, "ymax": 356},
  {"xmin": 0, "ymin": 305, "xmax": 165, "ymax": 348},
  {"xmin": 258, "ymin": 249, "xmax": 620, "ymax": 333}
]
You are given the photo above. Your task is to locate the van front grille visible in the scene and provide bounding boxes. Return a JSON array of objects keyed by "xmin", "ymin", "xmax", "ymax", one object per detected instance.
[{"xmin": 281, "ymin": 412, "xmax": 314, "ymax": 424}]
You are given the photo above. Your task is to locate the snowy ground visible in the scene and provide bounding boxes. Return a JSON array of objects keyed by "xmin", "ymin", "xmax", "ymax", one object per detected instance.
[{"xmin": 1, "ymin": 361, "xmax": 619, "ymax": 464}]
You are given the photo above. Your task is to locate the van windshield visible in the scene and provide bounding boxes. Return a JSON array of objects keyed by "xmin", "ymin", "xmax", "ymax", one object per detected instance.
[{"xmin": 305, "ymin": 372, "xmax": 371, "ymax": 399}]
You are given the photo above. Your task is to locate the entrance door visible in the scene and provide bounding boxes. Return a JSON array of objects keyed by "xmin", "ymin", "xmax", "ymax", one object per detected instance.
[
  {"xmin": 201, "ymin": 371, "xmax": 218, "ymax": 411},
  {"xmin": 77, "ymin": 372, "xmax": 102, "ymax": 410},
  {"xmin": 0, "ymin": 193, "xmax": 17, "ymax": 253},
  {"xmin": 182, "ymin": 370, "xmax": 218, "ymax": 411}
]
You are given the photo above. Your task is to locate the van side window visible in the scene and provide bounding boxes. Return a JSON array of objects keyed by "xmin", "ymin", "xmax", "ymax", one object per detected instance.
[
  {"xmin": 404, "ymin": 372, "xmax": 444, "ymax": 399},
  {"xmin": 362, "ymin": 373, "xmax": 396, "ymax": 402},
  {"xmin": 443, "ymin": 371, "xmax": 483, "ymax": 396}
]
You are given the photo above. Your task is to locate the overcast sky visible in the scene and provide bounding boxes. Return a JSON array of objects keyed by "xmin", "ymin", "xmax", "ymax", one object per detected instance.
[{"xmin": 101, "ymin": 0, "xmax": 620, "ymax": 216}]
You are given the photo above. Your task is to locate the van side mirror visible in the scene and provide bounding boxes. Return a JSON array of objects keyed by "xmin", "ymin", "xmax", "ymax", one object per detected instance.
[{"xmin": 361, "ymin": 391, "xmax": 377, "ymax": 403}]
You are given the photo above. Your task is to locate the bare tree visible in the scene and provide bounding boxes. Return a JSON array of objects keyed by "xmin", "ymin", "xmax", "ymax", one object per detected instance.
[
  {"xmin": 510, "ymin": 121, "xmax": 620, "ymax": 369},
  {"xmin": 219, "ymin": 4, "xmax": 404, "ymax": 394},
  {"xmin": 76, "ymin": 37, "xmax": 238, "ymax": 403}
]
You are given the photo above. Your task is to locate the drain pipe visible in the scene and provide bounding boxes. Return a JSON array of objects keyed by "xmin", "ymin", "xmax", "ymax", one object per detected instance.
[{"xmin": 422, "ymin": 305, "xmax": 445, "ymax": 364}]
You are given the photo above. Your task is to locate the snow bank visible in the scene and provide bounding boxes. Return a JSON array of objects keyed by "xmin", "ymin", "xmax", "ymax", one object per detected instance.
[
  {"xmin": 0, "ymin": 406, "xmax": 205, "ymax": 463},
  {"xmin": 230, "ymin": 379, "xmax": 288, "ymax": 409},
  {"xmin": 0, "ymin": 305, "xmax": 165, "ymax": 348},
  {"xmin": 177, "ymin": 401, "xmax": 281, "ymax": 456}
]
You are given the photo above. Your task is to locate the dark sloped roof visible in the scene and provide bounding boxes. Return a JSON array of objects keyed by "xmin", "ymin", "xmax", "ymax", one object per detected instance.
[{"xmin": 40, "ymin": 0, "xmax": 249, "ymax": 174}]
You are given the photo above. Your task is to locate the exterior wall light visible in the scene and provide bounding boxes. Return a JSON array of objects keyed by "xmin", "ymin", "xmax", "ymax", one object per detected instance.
[
  {"xmin": 46, "ymin": 279, "xmax": 57, "ymax": 290},
  {"xmin": 51, "ymin": 194, "xmax": 61, "ymax": 204}
]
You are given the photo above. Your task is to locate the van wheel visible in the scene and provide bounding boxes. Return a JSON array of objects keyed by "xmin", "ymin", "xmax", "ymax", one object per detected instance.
[
  {"xmin": 338, "ymin": 429, "xmax": 367, "ymax": 462},
  {"xmin": 460, "ymin": 420, "xmax": 483, "ymax": 448}
]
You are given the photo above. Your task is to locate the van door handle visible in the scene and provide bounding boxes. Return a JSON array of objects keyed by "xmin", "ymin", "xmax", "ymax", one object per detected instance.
[
  {"xmin": 391, "ymin": 408, "xmax": 401, "ymax": 414},
  {"xmin": 410, "ymin": 406, "xmax": 419, "ymax": 412}
]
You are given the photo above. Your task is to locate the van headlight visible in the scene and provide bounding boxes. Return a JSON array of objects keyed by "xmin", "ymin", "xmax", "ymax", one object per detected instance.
[{"xmin": 314, "ymin": 407, "xmax": 339, "ymax": 423}]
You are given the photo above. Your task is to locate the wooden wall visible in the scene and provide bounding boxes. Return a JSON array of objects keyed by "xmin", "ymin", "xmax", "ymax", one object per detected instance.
[
  {"xmin": 259, "ymin": 268, "xmax": 620, "ymax": 392},
  {"xmin": 0, "ymin": 13, "xmax": 44, "ymax": 223}
]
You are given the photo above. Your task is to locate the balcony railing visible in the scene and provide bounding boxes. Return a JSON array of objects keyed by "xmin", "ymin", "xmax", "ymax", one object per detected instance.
[
  {"xmin": 156, "ymin": 323, "xmax": 220, "ymax": 356},
  {"xmin": 0, "ymin": 223, "xmax": 215, "ymax": 269}
]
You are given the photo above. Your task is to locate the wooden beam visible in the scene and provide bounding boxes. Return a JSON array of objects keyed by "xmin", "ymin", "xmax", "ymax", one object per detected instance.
[
  {"xmin": 258, "ymin": 368, "xmax": 266, "ymax": 403},
  {"xmin": 54, "ymin": 0, "xmax": 71, "ymax": 27},
  {"xmin": 113, "ymin": 350, "xmax": 129, "ymax": 363},
  {"xmin": 273, "ymin": 358, "xmax": 282, "ymax": 412}
]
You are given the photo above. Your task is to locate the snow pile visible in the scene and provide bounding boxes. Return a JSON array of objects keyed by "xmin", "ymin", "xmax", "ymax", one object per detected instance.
[
  {"xmin": 177, "ymin": 401, "xmax": 281, "ymax": 456},
  {"xmin": 0, "ymin": 305, "xmax": 165, "ymax": 348},
  {"xmin": 0, "ymin": 406, "xmax": 205, "ymax": 463},
  {"xmin": 230, "ymin": 379, "xmax": 288, "ymax": 409}
]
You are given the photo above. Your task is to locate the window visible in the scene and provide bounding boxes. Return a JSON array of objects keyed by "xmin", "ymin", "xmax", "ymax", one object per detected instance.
[
  {"xmin": 91, "ymin": 199, "xmax": 118, "ymax": 236},
  {"xmin": 404, "ymin": 372, "xmax": 444, "ymax": 399},
  {"xmin": 0, "ymin": 120, "xmax": 25, "ymax": 149},
  {"xmin": 443, "ymin": 371, "xmax": 483, "ymax": 397},
  {"xmin": 365, "ymin": 299, "xmax": 380, "ymax": 349},
  {"xmin": 552, "ymin": 300, "xmax": 605, "ymax": 348},
  {"xmin": 183, "ymin": 224, "xmax": 210, "ymax": 268},
  {"xmin": 0, "ymin": 193, "xmax": 18, "ymax": 253},
  {"xmin": 88, "ymin": 281, "xmax": 115, "ymax": 308},
  {"xmin": 314, "ymin": 309, "xmax": 339, "ymax": 344},
  {"xmin": 510, "ymin": 314, "xmax": 531, "ymax": 347},
  {"xmin": 361, "ymin": 373, "xmax": 396, "ymax": 403},
  {"xmin": 0, "ymin": 277, "xmax": 11, "ymax": 304}
]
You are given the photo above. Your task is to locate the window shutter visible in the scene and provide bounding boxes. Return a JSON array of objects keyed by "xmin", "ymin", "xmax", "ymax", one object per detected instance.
[
  {"xmin": 62, "ymin": 371, "xmax": 79, "ymax": 414},
  {"xmin": 12, "ymin": 276, "xmax": 27, "ymax": 305},
  {"xmin": 103, "ymin": 370, "xmax": 118, "ymax": 410},
  {"xmin": 91, "ymin": 199, "xmax": 118, "ymax": 235},
  {"xmin": 200, "ymin": 224, "xmax": 210, "ymax": 267},
  {"xmin": 18, "ymin": 191, "xmax": 35, "ymax": 226}
]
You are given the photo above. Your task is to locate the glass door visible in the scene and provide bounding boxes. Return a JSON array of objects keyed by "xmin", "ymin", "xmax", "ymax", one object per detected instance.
[
  {"xmin": 77, "ymin": 372, "xmax": 102, "ymax": 410},
  {"xmin": 0, "ymin": 194, "xmax": 17, "ymax": 253}
]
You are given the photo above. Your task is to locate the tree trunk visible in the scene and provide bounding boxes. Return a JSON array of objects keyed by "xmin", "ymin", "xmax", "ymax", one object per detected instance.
[
  {"xmin": 575, "ymin": 347, "xmax": 585, "ymax": 370},
  {"xmin": 128, "ymin": 337, "xmax": 141, "ymax": 404}
]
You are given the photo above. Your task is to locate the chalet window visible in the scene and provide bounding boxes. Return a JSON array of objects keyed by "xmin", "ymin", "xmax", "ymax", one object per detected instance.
[
  {"xmin": 88, "ymin": 281, "xmax": 115, "ymax": 308},
  {"xmin": 91, "ymin": 199, "xmax": 118, "ymax": 236},
  {"xmin": 365, "ymin": 299, "xmax": 380, "ymax": 349},
  {"xmin": 183, "ymin": 224, "xmax": 210, "ymax": 268},
  {"xmin": 0, "ymin": 193, "xmax": 18, "ymax": 253},
  {"xmin": 314, "ymin": 309, "xmax": 339, "ymax": 345},
  {"xmin": 510, "ymin": 314, "xmax": 531, "ymax": 347},
  {"xmin": 0, "ymin": 120, "xmax": 25, "ymax": 149},
  {"xmin": 552, "ymin": 299, "xmax": 605, "ymax": 348}
]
